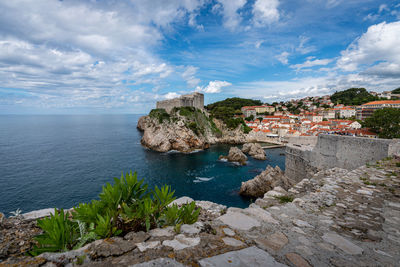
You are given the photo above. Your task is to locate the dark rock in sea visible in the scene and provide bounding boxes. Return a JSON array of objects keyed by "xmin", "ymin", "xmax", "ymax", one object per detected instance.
[
  {"xmin": 239, "ymin": 166, "xmax": 293, "ymax": 197},
  {"xmin": 219, "ymin": 147, "xmax": 247, "ymax": 165},
  {"xmin": 241, "ymin": 143, "xmax": 267, "ymax": 160}
]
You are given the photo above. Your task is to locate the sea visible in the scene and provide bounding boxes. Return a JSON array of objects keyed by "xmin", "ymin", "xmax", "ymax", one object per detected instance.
[{"xmin": 0, "ymin": 114, "xmax": 285, "ymax": 216}]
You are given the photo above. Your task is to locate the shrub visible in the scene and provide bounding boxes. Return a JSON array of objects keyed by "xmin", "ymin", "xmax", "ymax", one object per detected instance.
[
  {"xmin": 31, "ymin": 172, "xmax": 200, "ymax": 255},
  {"xmin": 187, "ymin": 122, "xmax": 200, "ymax": 135},
  {"xmin": 149, "ymin": 109, "xmax": 170, "ymax": 123},
  {"xmin": 30, "ymin": 209, "xmax": 78, "ymax": 256},
  {"xmin": 178, "ymin": 106, "xmax": 195, "ymax": 117},
  {"xmin": 275, "ymin": 195, "xmax": 294, "ymax": 203}
]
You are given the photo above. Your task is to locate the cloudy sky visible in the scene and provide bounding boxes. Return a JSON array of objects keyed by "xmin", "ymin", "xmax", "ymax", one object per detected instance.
[{"xmin": 0, "ymin": 0, "xmax": 399, "ymax": 114}]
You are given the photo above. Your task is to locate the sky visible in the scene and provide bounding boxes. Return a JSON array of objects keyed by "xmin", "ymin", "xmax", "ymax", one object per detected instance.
[{"xmin": 0, "ymin": 0, "xmax": 400, "ymax": 114}]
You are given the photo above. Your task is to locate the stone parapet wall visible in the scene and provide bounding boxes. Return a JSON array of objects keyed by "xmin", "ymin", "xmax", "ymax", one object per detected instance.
[
  {"xmin": 285, "ymin": 134, "xmax": 400, "ymax": 181},
  {"xmin": 284, "ymin": 136, "xmax": 318, "ymax": 146}
]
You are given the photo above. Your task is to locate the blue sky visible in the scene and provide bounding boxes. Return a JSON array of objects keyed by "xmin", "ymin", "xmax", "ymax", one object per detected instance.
[{"xmin": 0, "ymin": 0, "xmax": 399, "ymax": 114}]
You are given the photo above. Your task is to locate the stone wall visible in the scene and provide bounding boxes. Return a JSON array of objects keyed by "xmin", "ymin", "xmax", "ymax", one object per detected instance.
[
  {"xmin": 156, "ymin": 98, "xmax": 181, "ymax": 113},
  {"xmin": 284, "ymin": 136, "xmax": 318, "ymax": 146},
  {"xmin": 285, "ymin": 134, "xmax": 400, "ymax": 181},
  {"xmin": 156, "ymin": 92, "xmax": 204, "ymax": 113}
]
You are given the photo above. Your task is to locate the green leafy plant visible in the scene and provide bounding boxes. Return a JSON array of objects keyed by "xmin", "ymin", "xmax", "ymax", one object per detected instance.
[
  {"xmin": 73, "ymin": 221, "xmax": 97, "ymax": 249},
  {"xmin": 178, "ymin": 201, "xmax": 201, "ymax": 224},
  {"xmin": 32, "ymin": 172, "xmax": 200, "ymax": 256},
  {"xmin": 30, "ymin": 209, "xmax": 78, "ymax": 255}
]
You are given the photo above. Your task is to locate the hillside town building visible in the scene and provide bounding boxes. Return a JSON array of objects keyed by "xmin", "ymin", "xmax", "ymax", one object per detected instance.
[
  {"xmin": 156, "ymin": 92, "xmax": 204, "ymax": 113},
  {"xmin": 356, "ymin": 100, "xmax": 400, "ymax": 120}
]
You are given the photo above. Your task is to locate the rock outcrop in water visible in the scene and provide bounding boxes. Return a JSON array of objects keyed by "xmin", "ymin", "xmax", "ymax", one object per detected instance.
[
  {"xmin": 219, "ymin": 147, "xmax": 247, "ymax": 165},
  {"xmin": 137, "ymin": 107, "xmax": 248, "ymax": 153},
  {"xmin": 241, "ymin": 143, "xmax": 266, "ymax": 160},
  {"xmin": 239, "ymin": 166, "xmax": 293, "ymax": 197}
]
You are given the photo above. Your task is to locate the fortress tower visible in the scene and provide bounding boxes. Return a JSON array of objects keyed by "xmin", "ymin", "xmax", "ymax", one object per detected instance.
[{"xmin": 156, "ymin": 92, "xmax": 204, "ymax": 113}]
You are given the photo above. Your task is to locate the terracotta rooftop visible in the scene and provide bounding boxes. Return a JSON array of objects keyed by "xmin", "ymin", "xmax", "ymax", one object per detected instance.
[{"xmin": 362, "ymin": 100, "xmax": 400, "ymax": 105}]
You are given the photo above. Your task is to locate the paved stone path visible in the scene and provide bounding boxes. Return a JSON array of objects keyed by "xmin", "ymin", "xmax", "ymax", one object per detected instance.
[{"xmin": 1, "ymin": 158, "xmax": 399, "ymax": 266}]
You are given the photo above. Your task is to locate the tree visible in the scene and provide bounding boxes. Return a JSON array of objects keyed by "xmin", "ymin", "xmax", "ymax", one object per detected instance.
[
  {"xmin": 330, "ymin": 88, "xmax": 378, "ymax": 106},
  {"xmin": 323, "ymin": 118, "xmax": 328, "ymax": 121},
  {"xmin": 245, "ymin": 115, "xmax": 255, "ymax": 121},
  {"xmin": 363, "ymin": 108, "xmax": 400, "ymax": 139},
  {"xmin": 392, "ymin": 87, "xmax": 400, "ymax": 94}
]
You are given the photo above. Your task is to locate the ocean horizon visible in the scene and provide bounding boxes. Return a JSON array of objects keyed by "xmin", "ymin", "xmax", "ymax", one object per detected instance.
[{"xmin": 0, "ymin": 114, "xmax": 285, "ymax": 216}]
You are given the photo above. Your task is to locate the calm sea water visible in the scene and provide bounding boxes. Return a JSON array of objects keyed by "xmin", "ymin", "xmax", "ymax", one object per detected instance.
[{"xmin": 0, "ymin": 114, "xmax": 285, "ymax": 215}]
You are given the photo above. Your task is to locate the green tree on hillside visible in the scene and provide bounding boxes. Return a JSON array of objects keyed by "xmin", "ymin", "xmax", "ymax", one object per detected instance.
[
  {"xmin": 205, "ymin": 97, "xmax": 262, "ymax": 111},
  {"xmin": 392, "ymin": 87, "xmax": 400, "ymax": 94},
  {"xmin": 330, "ymin": 88, "xmax": 378, "ymax": 105},
  {"xmin": 363, "ymin": 108, "xmax": 400, "ymax": 139}
]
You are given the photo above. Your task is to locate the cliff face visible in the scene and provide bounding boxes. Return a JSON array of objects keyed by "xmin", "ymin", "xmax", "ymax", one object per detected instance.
[{"xmin": 137, "ymin": 108, "xmax": 248, "ymax": 153}]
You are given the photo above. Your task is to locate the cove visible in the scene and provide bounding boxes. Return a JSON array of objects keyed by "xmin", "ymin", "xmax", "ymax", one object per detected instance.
[{"xmin": 0, "ymin": 114, "xmax": 285, "ymax": 215}]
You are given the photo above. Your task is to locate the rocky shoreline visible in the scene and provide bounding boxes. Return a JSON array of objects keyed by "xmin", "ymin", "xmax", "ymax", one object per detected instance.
[
  {"xmin": 136, "ymin": 108, "xmax": 253, "ymax": 153},
  {"xmin": 1, "ymin": 157, "xmax": 399, "ymax": 266}
]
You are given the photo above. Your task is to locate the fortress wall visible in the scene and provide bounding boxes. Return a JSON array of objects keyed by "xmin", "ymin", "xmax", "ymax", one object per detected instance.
[
  {"xmin": 193, "ymin": 93, "xmax": 204, "ymax": 110},
  {"xmin": 155, "ymin": 92, "xmax": 204, "ymax": 113},
  {"xmin": 285, "ymin": 134, "xmax": 400, "ymax": 181},
  {"xmin": 156, "ymin": 98, "xmax": 181, "ymax": 113},
  {"xmin": 284, "ymin": 136, "xmax": 318, "ymax": 146}
]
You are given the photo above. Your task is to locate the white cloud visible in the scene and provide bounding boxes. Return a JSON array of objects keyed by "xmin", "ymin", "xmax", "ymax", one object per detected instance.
[
  {"xmin": 0, "ymin": 0, "xmax": 208, "ymax": 111},
  {"xmin": 296, "ymin": 36, "xmax": 316, "ymax": 54},
  {"xmin": 290, "ymin": 58, "xmax": 332, "ymax": 70},
  {"xmin": 164, "ymin": 92, "xmax": 181, "ymax": 99},
  {"xmin": 362, "ymin": 62, "xmax": 400, "ymax": 77},
  {"xmin": 229, "ymin": 72, "xmax": 400, "ymax": 102},
  {"xmin": 255, "ymin": 40, "xmax": 264, "ymax": 48},
  {"xmin": 275, "ymin": 51, "xmax": 289, "ymax": 65},
  {"xmin": 337, "ymin": 21, "xmax": 400, "ymax": 72},
  {"xmin": 252, "ymin": 0, "xmax": 280, "ymax": 26},
  {"xmin": 196, "ymin": 80, "xmax": 232, "ymax": 93},
  {"xmin": 182, "ymin": 66, "xmax": 201, "ymax": 87},
  {"xmin": 379, "ymin": 4, "xmax": 389, "ymax": 13},
  {"xmin": 216, "ymin": 0, "xmax": 247, "ymax": 30}
]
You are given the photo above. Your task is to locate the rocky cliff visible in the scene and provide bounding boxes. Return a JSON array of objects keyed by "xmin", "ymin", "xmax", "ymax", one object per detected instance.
[{"xmin": 137, "ymin": 107, "xmax": 248, "ymax": 153}]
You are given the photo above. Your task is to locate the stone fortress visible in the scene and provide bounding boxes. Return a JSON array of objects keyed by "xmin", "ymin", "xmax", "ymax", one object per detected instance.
[{"xmin": 156, "ymin": 92, "xmax": 204, "ymax": 113}]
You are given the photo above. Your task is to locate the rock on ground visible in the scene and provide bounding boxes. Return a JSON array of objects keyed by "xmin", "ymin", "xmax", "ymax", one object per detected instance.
[
  {"xmin": 239, "ymin": 165, "xmax": 293, "ymax": 197},
  {"xmin": 219, "ymin": 147, "xmax": 247, "ymax": 165},
  {"xmin": 242, "ymin": 143, "xmax": 267, "ymax": 160},
  {"xmin": 198, "ymin": 246, "xmax": 288, "ymax": 267}
]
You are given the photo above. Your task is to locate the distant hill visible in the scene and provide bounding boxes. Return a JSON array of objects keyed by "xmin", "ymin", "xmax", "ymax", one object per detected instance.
[
  {"xmin": 205, "ymin": 97, "xmax": 262, "ymax": 111},
  {"xmin": 392, "ymin": 88, "xmax": 400, "ymax": 94},
  {"xmin": 330, "ymin": 88, "xmax": 378, "ymax": 106}
]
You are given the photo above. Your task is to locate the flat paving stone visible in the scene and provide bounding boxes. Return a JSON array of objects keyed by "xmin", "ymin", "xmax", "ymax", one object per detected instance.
[
  {"xmin": 222, "ymin": 228, "xmax": 235, "ymax": 236},
  {"xmin": 136, "ymin": 241, "xmax": 161, "ymax": 252},
  {"xmin": 222, "ymin": 237, "xmax": 245, "ymax": 247},
  {"xmin": 293, "ymin": 219, "xmax": 314, "ymax": 228},
  {"xmin": 322, "ymin": 233, "xmax": 363, "ymax": 255},
  {"xmin": 149, "ymin": 227, "xmax": 175, "ymax": 237},
  {"xmin": 199, "ymin": 246, "xmax": 288, "ymax": 267},
  {"xmin": 286, "ymin": 253, "xmax": 312, "ymax": 267},
  {"xmin": 162, "ymin": 234, "xmax": 200, "ymax": 251},
  {"xmin": 255, "ymin": 232, "xmax": 288, "ymax": 251},
  {"xmin": 243, "ymin": 207, "xmax": 279, "ymax": 224},
  {"xmin": 129, "ymin": 258, "xmax": 186, "ymax": 267},
  {"xmin": 217, "ymin": 211, "xmax": 261, "ymax": 231}
]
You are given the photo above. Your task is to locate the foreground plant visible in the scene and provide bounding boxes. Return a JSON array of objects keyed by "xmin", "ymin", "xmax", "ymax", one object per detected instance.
[{"xmin": 31, "ymin": 171, "xmax": 200, "ymax": 255}]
